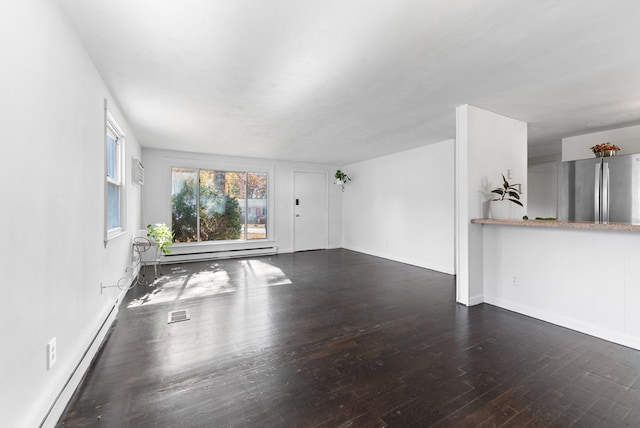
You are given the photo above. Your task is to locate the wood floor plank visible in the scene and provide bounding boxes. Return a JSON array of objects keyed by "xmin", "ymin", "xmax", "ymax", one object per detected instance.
[{"xmin": 57, "ymin": 250, "xmax": 640, "ymax": 427}]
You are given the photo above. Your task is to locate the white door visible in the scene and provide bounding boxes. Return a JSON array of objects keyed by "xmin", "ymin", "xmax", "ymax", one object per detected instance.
[{"xmin": 294, "ymin": 171, "xmax": 328, "ymax": 251}]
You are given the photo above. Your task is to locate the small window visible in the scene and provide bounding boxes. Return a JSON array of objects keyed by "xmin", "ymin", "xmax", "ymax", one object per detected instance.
[{"xmin": 105, "ymin": 110, "xmax": 125, "ymax": 243}]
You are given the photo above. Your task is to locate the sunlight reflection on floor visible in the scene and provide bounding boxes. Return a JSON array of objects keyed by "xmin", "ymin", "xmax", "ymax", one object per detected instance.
[
  {"xmin": 128, "ymin": 268, "xmax": 234, "ymax": 308},
  {"xmin": 241, "ymin": 260, "xmax": 292, "ymax": 287},
  {"xmin": 127, "ymin": 259, "xmax": 292, "ymax": 308}
]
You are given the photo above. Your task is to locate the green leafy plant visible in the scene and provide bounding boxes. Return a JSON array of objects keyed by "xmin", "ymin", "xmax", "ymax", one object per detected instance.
[
  {"xmin": 146, "ymin": 223, "xmax": 174, "ymax": 255},
  {"xmin": 334, "ymin": 170, "xmax": 351, "ymax": 183},
  {"xmin": 199, "ymin": 193, "xmax": 242, "ymax": 241},
  {"xmin": 171, "ymin": 178, "xmax": 197, "ymax": 242},
  {"xmin": 490, "ymin": 174, "xmax": 523, "ymax": 207},
  {"xmin": 171, "ymin": 175, "xmax": 244, "ymax": 242},
  {"xmin": 334, "ymin": 170, "xmax": 351, "ymax": 191}
]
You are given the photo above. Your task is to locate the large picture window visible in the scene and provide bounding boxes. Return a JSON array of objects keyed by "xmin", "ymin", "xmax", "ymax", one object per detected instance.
[{"xmin": 171, "ymin": 168, "xmax": 268, "ymax": 243}]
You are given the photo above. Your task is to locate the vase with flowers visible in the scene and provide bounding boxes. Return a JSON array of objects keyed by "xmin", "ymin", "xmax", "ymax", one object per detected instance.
[{"xmin": 590, "ymin": 142, "xmax": 620, "ymax": 158}]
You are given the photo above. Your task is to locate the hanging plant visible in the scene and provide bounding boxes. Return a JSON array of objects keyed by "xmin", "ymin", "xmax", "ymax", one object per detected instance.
[
  {"xmin": 146, "ymin": 223, "xmax": 174, "ymax": 255},
  {"xmin": 334, "ymin": 170, "xmax": 351, "ymax": 191}
]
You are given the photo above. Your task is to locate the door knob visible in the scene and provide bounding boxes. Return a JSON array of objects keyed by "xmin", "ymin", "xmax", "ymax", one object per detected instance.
[{"xmin": 296, "ymin": 214, "xmax": 300, "ymax": 217}]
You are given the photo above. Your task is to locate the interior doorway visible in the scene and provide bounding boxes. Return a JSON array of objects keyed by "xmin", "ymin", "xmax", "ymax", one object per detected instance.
[{"xmin": 294, "ymin": 171, "xmax": 328, "ymax": 251}]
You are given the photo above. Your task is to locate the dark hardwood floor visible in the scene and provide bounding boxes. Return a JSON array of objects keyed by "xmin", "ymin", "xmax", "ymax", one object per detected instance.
[{"xmin": 58, "ymin": 249, "xmax": 640, "ymax": 427}]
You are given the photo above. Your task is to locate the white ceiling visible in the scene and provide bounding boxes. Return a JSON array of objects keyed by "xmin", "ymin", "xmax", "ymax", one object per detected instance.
[{"xmin": 59, "ymin": 0, "xmax": 640, "ymax": 165}]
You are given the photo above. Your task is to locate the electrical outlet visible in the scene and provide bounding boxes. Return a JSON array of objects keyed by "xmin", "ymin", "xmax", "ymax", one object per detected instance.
[
  {"xmin": 511, "ymin": 276, "xmax": 519, "ymax": 286},
  {"xmin": 47, "ymin": 338, "xmax": 57, "ymax": 369}
]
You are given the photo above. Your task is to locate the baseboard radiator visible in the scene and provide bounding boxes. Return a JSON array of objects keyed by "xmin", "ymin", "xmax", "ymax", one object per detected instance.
[
  {"xmin": 40, "ymin": 289, "xmax": 126, "ymax": 428},
  {"xmin": 160, "ymin": 246, "xmax": 278, "ymax": 264}
]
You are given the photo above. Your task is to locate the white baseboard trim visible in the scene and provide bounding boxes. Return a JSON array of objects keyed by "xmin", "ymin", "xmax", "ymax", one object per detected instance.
[
  {"xmin": 342, "ymin": 245, "xmax": 455, "ymax": 275},
  {"xmin": 280, "ymin": 245, "xmax": 340, "ymax": 254},
  {"xmin": 40, "ymin": 286, "xmax": 128, "ymax": 427},
  {"xmin": 484, "ymin": 295, "xmax": 640, "ymax": 350},
  {"xmin": 468, "ymin": 294, "xmax": 485, "ymax": 306}
]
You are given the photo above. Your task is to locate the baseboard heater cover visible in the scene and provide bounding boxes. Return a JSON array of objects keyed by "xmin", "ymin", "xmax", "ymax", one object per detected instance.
[
  {"xmin": 40, "ymin": 295, "xmax": 123, "ymax": 428},
  {"xmin": 161, "ymin": 246, "xmax": 277, "ymax": 263}
]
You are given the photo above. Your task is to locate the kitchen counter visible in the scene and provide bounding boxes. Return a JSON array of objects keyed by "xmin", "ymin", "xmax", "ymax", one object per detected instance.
[
  {"xmin": 471, "ymin": 218, "xmax": 640, "ymax": 232},
  {"xmin": 473, "ymin": 218, "xmax": 640, "ymax": 350}
]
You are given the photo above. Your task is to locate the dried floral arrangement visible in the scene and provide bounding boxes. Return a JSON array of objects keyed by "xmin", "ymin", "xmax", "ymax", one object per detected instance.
[{"xmin": 590, "ymin": 142, "xmax": 620, "ymax": 154}]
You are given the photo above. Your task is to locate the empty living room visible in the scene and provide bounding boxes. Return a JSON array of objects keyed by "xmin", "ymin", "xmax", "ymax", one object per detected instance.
[{"xmin": 1, "ymin": 1, "xmax": 639, "ymax": 427}]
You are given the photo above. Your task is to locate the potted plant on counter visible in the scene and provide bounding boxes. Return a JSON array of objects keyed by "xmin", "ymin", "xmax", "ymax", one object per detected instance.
[{"xmin": 490, "ymin": 174, "xmax": 523, "ymax": 219}]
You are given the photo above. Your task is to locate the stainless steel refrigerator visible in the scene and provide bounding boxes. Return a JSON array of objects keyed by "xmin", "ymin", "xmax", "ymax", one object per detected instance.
[{"xmin": 559, "ymin": 153, "xmax": 640, "ymax": 224}]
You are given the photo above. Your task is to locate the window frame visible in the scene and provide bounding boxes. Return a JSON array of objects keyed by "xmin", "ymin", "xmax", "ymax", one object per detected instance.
[
  {"xmin": 104, "ymin": 108, "xmax": 126, "ymax": 245},
  {"xmin": 170, "ymin": 165, "xmax": 272, "ymax": 245}
]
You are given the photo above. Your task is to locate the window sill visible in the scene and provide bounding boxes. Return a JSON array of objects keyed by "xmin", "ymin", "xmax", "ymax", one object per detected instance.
[
  {"xmin": 105, "ymin": 229, "xmax": 128, "ymax": 247},
  {"xmin": 171, "ymin": 239, "xmax": 275, "ymax": 248},
  {"xmin": 168, "ymin": 239, "xmax": 275, "ymax": 255}
]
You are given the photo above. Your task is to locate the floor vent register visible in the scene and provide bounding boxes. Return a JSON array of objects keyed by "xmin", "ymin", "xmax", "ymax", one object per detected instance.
[{"xmin": 168, "ymin": 309, "xmax": 190, "ymax": 324}]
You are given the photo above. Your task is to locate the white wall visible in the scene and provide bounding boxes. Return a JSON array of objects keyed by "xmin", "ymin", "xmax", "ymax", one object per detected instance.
[
  {"xmin": 527, "ymin": 161, "xmax": 559, "ymax": 219},
  {"xmin": 0, "ymin": 2, "xmax": 142, "ymax": 427},
  {"xmin": 341, "ymin": 141, "xmax": 455, "ymax": 275},
  {"xmin": 141, "ymin": 149, "xmax": 342, "ymax": 254},
  {"xmin": 456, "ymin": 105, "xmax": 528, "ymax": 305},
  {"xmin": 483, "ymin": 225, "xmax": 640, "ymax": 350},
  {"xmin": 562, "ymin": 124, "xmax": 640, "ymax": 161}
]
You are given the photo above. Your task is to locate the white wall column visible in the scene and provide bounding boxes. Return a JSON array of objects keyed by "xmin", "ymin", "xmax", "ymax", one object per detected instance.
[{"xmin": 455, "ymin": 105, "xmax": 527, "ymax": 305}]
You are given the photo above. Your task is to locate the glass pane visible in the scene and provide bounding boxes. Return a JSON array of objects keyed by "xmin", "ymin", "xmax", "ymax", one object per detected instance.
[
  {"xmin": 171, "ymin": 168, "xmax": 198, "ymax": 242},
  {"xmin": 106, "ymin": 134, "xmax": 117, "ymax": 179},
  {"xmin": 247, "ymin": 172, "xmax": 267, "ymax": 239},
  {"xmin": 106, "ymin": 183, "xmax": 120, "ymax": 230},
  {"xmin": 199, "ymin": 170, "xmax": 244, "ymax": 241}
]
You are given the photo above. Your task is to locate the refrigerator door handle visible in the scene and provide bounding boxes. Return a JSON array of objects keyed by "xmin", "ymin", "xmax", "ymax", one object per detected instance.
[
  {"xmin": 595, "ymin": 163, "xmax": 601, "ymax": 222},
  {"xmin": 602, "ymin": 162, "xmax": 610, "ymax": 223}
]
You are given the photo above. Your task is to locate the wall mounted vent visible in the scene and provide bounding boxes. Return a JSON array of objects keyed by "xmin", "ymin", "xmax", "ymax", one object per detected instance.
[{"xmin": 132, "ymin": 158, "xmax": 144, "ymax": 186}]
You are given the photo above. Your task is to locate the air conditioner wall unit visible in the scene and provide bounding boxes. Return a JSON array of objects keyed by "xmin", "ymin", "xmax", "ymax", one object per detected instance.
[{"xmin": 132, "ymin": 158, "xmax": 144, "ymax": 186}]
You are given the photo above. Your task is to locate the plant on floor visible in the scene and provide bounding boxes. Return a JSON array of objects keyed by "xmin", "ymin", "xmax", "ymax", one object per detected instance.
[
  {"xmin": 334, "ymin": 170, "xmax": 351, "ymax": 191},
  {"xmin": 146, "ymin": 223, "xmax": 175, "ymax": 254}
]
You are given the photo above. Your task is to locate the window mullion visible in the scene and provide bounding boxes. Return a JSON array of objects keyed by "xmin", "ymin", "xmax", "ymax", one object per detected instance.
[
  {"xmin": 196, "ymin": 169, "xmax": 201, "ymax": 242},
  {"xmin": 116, "ymin": 139, "xmax": 121, "ymax": 182},
  {"xmin": 244, "ymin": 172, "xmax": 248, "ymax": 240}
]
